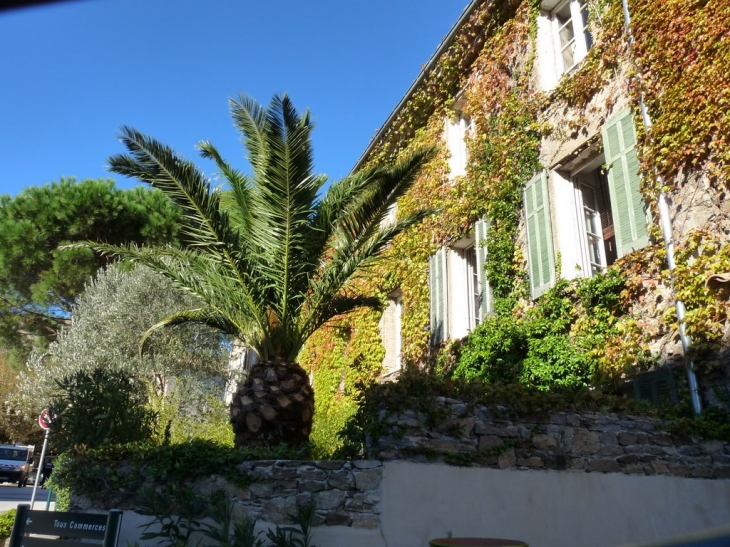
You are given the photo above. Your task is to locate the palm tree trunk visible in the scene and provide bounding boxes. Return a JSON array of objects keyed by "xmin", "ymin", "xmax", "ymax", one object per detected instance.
[{"xmin": 229, "ymin": 362, "xmax": 314, "ymax": 448}]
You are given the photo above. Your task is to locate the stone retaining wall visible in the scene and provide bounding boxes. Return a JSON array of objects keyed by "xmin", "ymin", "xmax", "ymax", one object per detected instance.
[
  {"xmin": 229, "ymin": 460, "xmax": 381, "ymax": 528},
  {"xmin": 70, "ymin": 460, "xmax": 383, "ymax": 530},
  {"xmin": 369, "ymin": 397, "xmax": 730, "ymax": 479},
  {"xmin": 70, "ymin": 402, "xmax": 729, "ymax": 533}
]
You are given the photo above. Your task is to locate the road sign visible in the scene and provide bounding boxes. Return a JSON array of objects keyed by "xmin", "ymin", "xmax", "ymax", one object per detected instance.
[{"xmin": 38, "ymin": 408, "xmax": 51, "ymax": 431}]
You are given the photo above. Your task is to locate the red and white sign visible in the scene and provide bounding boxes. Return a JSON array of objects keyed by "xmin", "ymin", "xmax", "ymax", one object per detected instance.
[{"xmin": 38, "ymin": 408, "xmax": 52, "ymax": 430}]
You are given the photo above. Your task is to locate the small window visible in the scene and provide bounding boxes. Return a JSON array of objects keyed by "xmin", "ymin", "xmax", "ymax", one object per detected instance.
[
  {"xmin": 445, "ymin": 111, "xmax": 472, "ymax": 181},
  {"xmin": 429, "ymin": 218, "xmax": 490, "ymax": 344},
  {"xmin": 380, "ymin": 292, "xmax": 403, "ymax": 376},
  {"xmin": 551, "ymin": 0, "xmax": 593, "ymax": 74},
  {"xmin": 572, "ymin": 160, "xmax": 617, "ymax": 275}
]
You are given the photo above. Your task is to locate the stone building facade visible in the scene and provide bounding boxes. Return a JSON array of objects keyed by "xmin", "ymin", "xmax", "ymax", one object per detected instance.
[{"xmin": 354, "ymin": 0, "xmax": 730, "ymax": 400}]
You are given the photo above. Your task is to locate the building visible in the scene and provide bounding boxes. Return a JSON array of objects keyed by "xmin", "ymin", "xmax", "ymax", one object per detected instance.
[{"xmin": 304, "ymin": 0, "xmax": 730, "ymax": 406}]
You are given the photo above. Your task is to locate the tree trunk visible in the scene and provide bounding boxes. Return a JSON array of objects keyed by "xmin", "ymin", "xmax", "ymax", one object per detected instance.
[{"xmin": 229, "ymin": 362, "xmax": 314, "ymax": 448}]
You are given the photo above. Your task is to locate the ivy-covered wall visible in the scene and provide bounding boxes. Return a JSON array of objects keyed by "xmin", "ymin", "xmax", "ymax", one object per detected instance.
[{"xmin": 301, "ymin": 0, "xmax": 730, "ymax": 453}]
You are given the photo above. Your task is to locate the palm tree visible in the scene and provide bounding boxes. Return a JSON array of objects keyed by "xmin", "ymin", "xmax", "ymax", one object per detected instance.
[{"xmin": 89, "ymin": 94, "xmax": 435, "ymax": 448}]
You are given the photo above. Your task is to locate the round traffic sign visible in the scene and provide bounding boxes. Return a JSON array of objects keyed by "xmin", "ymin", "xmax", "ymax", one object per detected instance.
[{"xmin": 38, "ymin": 408, "xmax": 52, "ymax": 430}]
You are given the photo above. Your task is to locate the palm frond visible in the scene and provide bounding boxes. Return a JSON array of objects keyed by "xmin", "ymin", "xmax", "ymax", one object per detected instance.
[
  {"xmin": 108, "ymin": 127, "xmax": 238, "ymax": 253},
  {"xmin": 229, "ymin": 95, "xmax": 268, "ymax": 177},
  {"xmin": 303, "ymin": 295, "xmax": 382, "ymax": 341},
  {"xmin": 298, "ymin": 208, "xmax": 434, "ymax": 342},
  {"xmin": 241, "ymin": 95, "xmax": 326, "ymax": 339},
  {"xmin": 335, "ymin": 146, "xmax": 437, "ymax": 248},
  {"xmin": 198, "ymin": 140, "xmax": 253, "ymax": 238},
  {"xmin": 66, "ymin": 241, "xmax": 269, "ymax": 350}
]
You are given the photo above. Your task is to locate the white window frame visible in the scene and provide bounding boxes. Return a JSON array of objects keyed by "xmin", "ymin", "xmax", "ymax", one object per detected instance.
[
  {"xmin": 379, "ymin": 291, "xmax": 403, "ymax": 376},
  {"xmin": 537, "ymin": 0, "xmax": 593, "ymax": 90},
  {"xmin": 447, "ymin": 236, "xmax": 481, "ymax": 339},
  {"xmin": 550, "ymin": 157, "xmax": 611, "ymax": 279},
  {"xmin": 429, "ymin": 217, "xmax": 491, "ymax": 344},
  {"xmin": 572, "ymin": 163, "xmax": 609, "ymax": 276},
  {"xmin": 552, "ymin": 0, "xmax": 592, "ymax": 74}
]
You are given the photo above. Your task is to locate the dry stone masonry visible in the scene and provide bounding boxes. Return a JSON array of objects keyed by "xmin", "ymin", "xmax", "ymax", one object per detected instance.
[
  {"xmin": 226, "ymin": 460, "xmax": 382, "ymax": 528},
  {"xmin": 69, "ymin": 460, "xmax": 383, "ymax": 530},
  {"xmin": 69, "ymin": 402, "xmax": 728, "ymax": 531},
  {"xmin": 369, "ymin": 397, "xmax": 730, "ymax": 480}
]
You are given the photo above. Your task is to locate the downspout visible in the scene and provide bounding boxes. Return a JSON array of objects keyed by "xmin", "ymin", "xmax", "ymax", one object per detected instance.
[{"xmin": 620, "ymin": 0, "xmax": 702, "ymax": 414}]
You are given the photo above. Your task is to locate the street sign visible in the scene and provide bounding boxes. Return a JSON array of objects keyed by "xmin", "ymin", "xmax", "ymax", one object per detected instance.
[{"xmin": 38, "ymin": 408, "xmax": 52, "ymax": 430}]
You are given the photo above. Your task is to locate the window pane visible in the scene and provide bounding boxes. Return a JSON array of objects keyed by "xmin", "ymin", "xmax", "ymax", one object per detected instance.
[
  {"xmin": 580, "ymin": 1, "xmax": 593, "ymax": 50},
  {"xmin": 559, "ymin": 21, "xmax": 575, "ymax": 48}
]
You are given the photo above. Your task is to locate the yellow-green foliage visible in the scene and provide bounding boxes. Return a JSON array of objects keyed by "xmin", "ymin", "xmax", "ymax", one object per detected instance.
[
  {"xmin": 148, "ymin": 378, "xmax": 234, "ymax": 447},
  {"xmin": 0, "ymin": 508, "xmax": 15, "ymax": 540},
  {"xmin": 630, "ymin": 0, "xmax": 730, "ymax": 187},
  {"xmin": 302, "ymin": 308, "xmax": 384, "ymax": 457},
  {"xmin": 301, "ymin": 0, "xmax": 730, "ymax": 429},
  {"xmin": 670, "ymin": 230, "xmax": 730, "ymax": 367}
]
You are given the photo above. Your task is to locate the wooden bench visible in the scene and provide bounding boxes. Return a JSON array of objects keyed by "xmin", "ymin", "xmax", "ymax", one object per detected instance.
[{"xmin": 8, "ymin": 504, "xmax": 122, "ymax": 547}]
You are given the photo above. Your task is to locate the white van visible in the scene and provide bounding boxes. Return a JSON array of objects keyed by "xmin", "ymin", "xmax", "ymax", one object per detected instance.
[{"xmin": 0, "ymin": 444, "xmax": 34, "ymax": 487}]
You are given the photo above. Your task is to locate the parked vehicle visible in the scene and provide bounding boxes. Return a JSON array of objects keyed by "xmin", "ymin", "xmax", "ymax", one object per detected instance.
[{"xmin": 0, "ymin": 444, "xmax": 34, "ymax": 487}]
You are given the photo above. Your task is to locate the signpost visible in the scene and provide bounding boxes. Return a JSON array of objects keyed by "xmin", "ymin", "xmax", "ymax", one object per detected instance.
[
  {"xmin": 9, "ymin": 505, "xmax": 123, "ymax": 547},
  {"xmin": 38, "ymin": 408, "xmax": 52, "ymax": 431},
  {"xmin": 30, "ymin": 408, "xmax": 52, "ymax": 509}
]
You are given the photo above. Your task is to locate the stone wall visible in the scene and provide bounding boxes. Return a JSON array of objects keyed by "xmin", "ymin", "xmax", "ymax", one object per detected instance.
[
  {"xmin": 230, "ymin": 460, "xmax": 382, "ymax": 529},
  {"xmin": 369, "ymin": 396, "xmax": 730, "ymax": 479},
  {"xmin": 70, "ymin": 460, "xmax": 383, "ymax": 530}
]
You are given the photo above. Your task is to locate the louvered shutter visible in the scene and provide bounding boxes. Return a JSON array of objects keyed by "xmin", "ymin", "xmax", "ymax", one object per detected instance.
[
  {"xmin": 524, "ymin": 171, "xmax": 555, "ymax": 298},
  {"xmin": 474, "ymin": 217, "xmax": 492, "ymax": 318},
  {"xmin": 429, "ymin": 249, "xmax": 447, "ymax": 345},
  {"xmin": 602, "ymin": 109, "xmax": 649, "ymax": 257}
]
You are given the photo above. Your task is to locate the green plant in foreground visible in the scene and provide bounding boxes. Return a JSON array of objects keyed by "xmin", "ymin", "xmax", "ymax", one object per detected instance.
[
  {"xmin": 49, "ymin": 366, "xmax": 156, "ymax": 451},
  {"xmin": 0, "ymin": 508, "xmax": 16, "ymax": 540},
  {"xmin": 137, "ymin": 485, "xmax": 207, "ymax": 547},
  {"xmin": 137, "ymin": 487, "xmax": 318, "ymax": 547}
]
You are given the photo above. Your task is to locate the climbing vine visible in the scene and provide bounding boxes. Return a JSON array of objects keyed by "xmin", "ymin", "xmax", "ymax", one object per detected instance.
[
  {"xmin": 629, "ymin": 0, "xmax": 730, "ymax": 188},
  {"xmin": 303, "ymin": 0, "xmax": 730, "ymax": 444}
]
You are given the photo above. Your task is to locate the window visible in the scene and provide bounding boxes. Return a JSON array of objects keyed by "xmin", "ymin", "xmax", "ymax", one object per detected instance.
[
  {"xmin": 429, "ymin": 219, "xmax": 491, "ymax": 344},
  {"xmin": 380, "ymin": 291, "xmax": 402, "ymax": 376},
  {"xmin": 537, "ymin": 0, "xmax": 594, "ymax": 90},
  {"xmin": 572, "ymin": 158, "xmax": 617, "ymax": 275},
  {"xmin": 445, "ymin": 112, "xmax": 471, "ymax": 180},
  {"xmin": 553, "ymin": 0, "xmax": 592, "ymax": 73},
  {"xmin": 525, "ymin": 109, "xmax": 648, "ymax": 294}
]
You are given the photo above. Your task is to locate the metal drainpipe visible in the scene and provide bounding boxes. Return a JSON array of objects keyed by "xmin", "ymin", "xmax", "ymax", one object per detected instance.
[{"xmin": 621, "ymin": 0, "xmax": 702, "ymax": 414}]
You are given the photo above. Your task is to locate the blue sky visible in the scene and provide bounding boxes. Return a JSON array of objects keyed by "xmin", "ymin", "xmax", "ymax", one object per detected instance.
[{"xmin": 0, "ymin": 0, "xmax": 467, "ymax": 197}]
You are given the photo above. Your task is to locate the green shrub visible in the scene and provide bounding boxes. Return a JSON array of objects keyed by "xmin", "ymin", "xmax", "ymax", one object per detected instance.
[
  {"xmin": 0, "ymin": 508, "xmax": 16, "ymax": 540},
  {"xmin": 49, "ymin": 367, "xmax": 156, "ymax": 451},
  {"xmin": 451, "ymin": 271, "xmax": 637, "ymax": 392},
  {"xmin": 520, "ymin": 334, "xmax": 591, "ymax": 391},
  {"xmin": 453, "ymin": 278, "xmax": 592, "ymax": 391},
  {"xmin": 49, "ymin": 439, "xmax": 312, "ymax": 504},
  {"xmin": 452, "ymin": 314, "xmax": 527, "ymax": 383}
]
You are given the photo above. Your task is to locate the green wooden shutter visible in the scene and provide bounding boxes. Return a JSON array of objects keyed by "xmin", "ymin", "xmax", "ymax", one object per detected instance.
[
  {"xmin": 602, "ymin": 108, "xmax": 649, "ymax": 257},
  {"xmin": 474, "ymin": 217, "xmax": 492, "ymax": 318},
  {"xmin": 524, "ymin": 171, "xmax": 555, "ymax": 298},
  {"xmin": 429, "ymin": 248, "xmax": 447, "ymax": 344}
]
